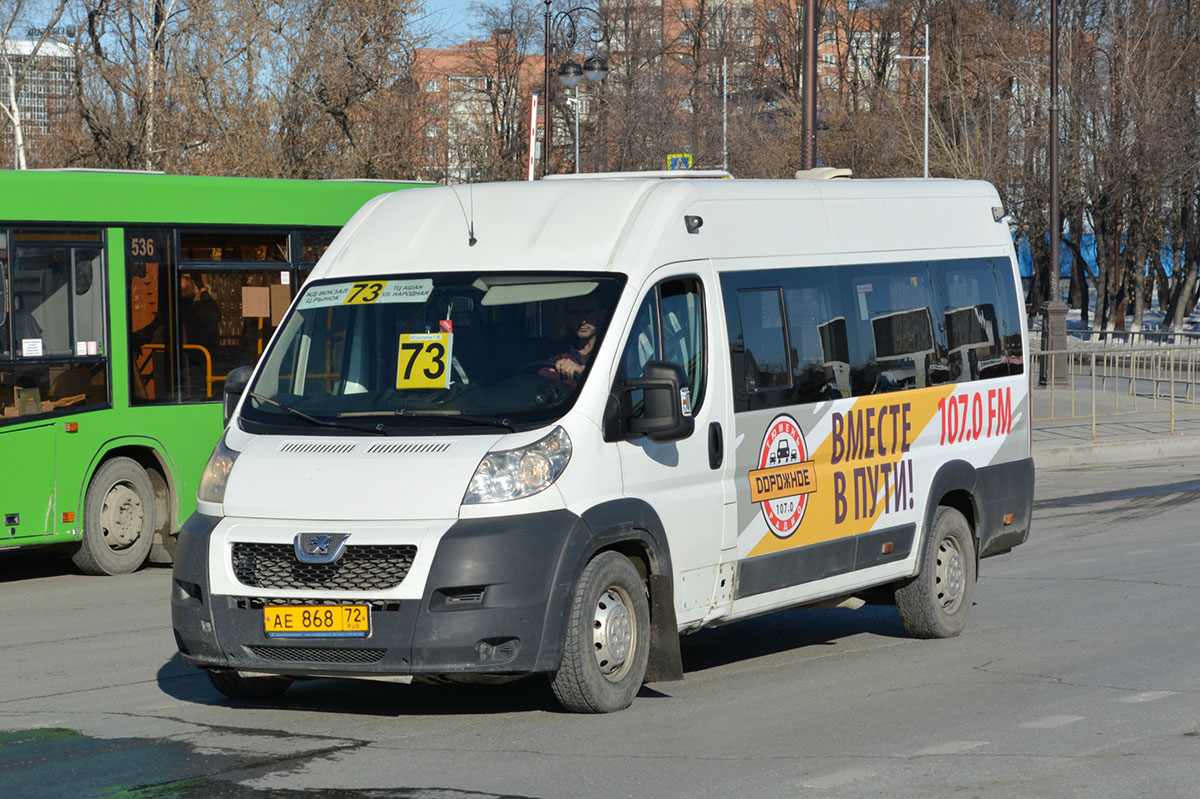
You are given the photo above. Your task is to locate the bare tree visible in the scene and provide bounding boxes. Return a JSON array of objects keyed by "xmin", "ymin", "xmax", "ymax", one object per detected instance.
[
  {"xmin": 69, "ymin": 0, "xmax": 192, "ymax": 169},
  {"xmin": 443, "ymin": 2, "xmax": 540, "ymax": 181},
  {"xmin": 0, "ymin": 0, "xmax": 69, "ymax": 169},
  {"xmin": 266, "ymin": 0, "xmax": 420, "ymax": 178}
]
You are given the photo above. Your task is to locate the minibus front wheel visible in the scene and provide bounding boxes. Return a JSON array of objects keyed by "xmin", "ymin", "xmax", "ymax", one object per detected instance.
[
  {"xmin": 895, "ymin": 505, "xmax": 977, "ymax": 639},
  {"xmin": 551, "ymin": 551, "xmax": 650, "ymax": 713}
]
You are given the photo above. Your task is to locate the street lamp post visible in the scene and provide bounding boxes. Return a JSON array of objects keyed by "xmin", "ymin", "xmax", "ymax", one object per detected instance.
[
  {"xmin": 895, "ymin": 23, "xmax": 930, "ymax": 178},
  {"xmin": 1041, "ymin": 0, "xmax": 1067, "ymax": 384},
  {"xmin": 802, "ymin": 0, "xmax": 817, "ymax": 170},
  {"xmin": 542, "ymin": 2, "xmax": 609, "ymax": 177}
]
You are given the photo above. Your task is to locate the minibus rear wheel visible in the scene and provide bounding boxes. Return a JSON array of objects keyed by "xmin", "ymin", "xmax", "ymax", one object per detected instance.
[
  {"xmin": 895, "ymin": 505, "xmax": 976, "ymax": 639},
  {"xmin": 551, "ymin": 551, "xmax": 650, "ymax": 713},
  {"xmin": 207, "ymin": 669, "xmax": 293, "ymax": 700}
]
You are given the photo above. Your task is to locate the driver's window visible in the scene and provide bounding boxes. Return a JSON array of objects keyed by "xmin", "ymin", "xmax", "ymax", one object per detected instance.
[{"xmin": 619, "ymin": 276, "xmax": 707, "ymax": 413}]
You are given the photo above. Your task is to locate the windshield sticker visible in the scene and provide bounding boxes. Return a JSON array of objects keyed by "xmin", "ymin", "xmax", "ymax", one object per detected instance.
[
  {"xmin": 396, "ymin": 332, "xmax": 453, "ymax": 390},
  {"xmin": 748, "ymin": 414, "xmax": 817, "ymax": 538},
  {"xmin": 297, "ymin": 279, "xmax": 433, "ymax": 309}
]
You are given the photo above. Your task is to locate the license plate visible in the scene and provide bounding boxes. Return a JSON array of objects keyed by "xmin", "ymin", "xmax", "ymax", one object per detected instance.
[{"xmin": 263, "ymin": 605, "xmax": 370, "ymax": 638}]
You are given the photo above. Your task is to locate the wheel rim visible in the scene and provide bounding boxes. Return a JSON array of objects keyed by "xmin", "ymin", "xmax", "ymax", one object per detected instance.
[
  {"xmin": 100, "ymin": 482, "xmax": 145, "ymax": 550},
  {"xmin": 592, "ymin": 585, "xmax": 636, "ymax": 682},
  {"xmin": 935, "ymin": 535, "xmax": 966, "ymax": 614}
]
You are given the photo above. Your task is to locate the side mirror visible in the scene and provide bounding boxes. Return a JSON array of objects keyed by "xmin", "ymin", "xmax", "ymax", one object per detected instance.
[
  {"xmin": 618, "ymin": 360, "xmax": 695, "ymax": 443},
  {"xmin": 223, "ymin": 366, "xmax": 253, "ymax": 426}
]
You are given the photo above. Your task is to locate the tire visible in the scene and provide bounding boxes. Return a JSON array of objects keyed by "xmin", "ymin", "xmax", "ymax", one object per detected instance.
[
  {"xmin": 551, "ymin": 552, "xmax": 651, "ymax": 713},
  {"xmin": 72, "ymin": 457, "xmax": 156, "ymax": 576},
  {"xmin": 895, "ymin": 505, "xmax": 977, "ymax": 639},
  {"xmin": 207, "ymin": 669, "xmax": 293, "ymax": 700}
]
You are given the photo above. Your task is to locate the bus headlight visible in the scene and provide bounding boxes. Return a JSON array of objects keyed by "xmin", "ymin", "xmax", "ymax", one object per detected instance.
[
  {"xmin": 464, "ymin": 426, "xmax": 571, "ymax": 504},
  {"xmin": 198, "ymin": 435, "xmax": 240, "ymax": 504}
]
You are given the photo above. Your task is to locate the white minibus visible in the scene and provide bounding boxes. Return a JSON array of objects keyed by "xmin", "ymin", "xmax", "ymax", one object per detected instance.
[{"xmin": 172, "ymin": 174, "xmax": 1033, "ymax": 713}]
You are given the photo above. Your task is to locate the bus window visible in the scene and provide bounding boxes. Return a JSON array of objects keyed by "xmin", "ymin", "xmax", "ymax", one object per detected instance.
[
  {"xmin": 845, "ymin": 264, "xmax": 945, "ymax": 394},
  {"xmin": 736, "ymin": 288, "xmax": 791, "ymax": 394},
  {"xmin": 182, "ymin": 269, "xmax": 289, "ymax": 402},
  {"xmin": 178, "ymin": 231, "xmax": 288, "ymax": 263},
  {"xmin": 178, "ymin": 231, "xmax": 296, "ymax": 402},
  {"xmin": 784, "ymin": 268, "xmax": 850, "ymax": 401},
  {"xmin": 300, "ymin": 231, "xmax": 337, "ymax": 265},
  {"xmin": 931, "ymin": 259, "xmax": 1006, "ymax": 381},
  {"xmin": 128, "ymin": 229, "xmax": 176, "ymax": 403},
  {"xmin": 0, "ymin": 228, "xmax": 109, "ymax": 422},
  {"xmin": 14, "ymin": 238, "xmax": 106, "ymax": 360},
  {"xmin": 130, "ymin": 230, "xmax": 300, "ymax": 404},
  {"xmin": 0, "ymin": 230, "xmax": 8, "ymax": 357},
  {"xmin": 989, "ymin": 257, "xmax": 1026, "ymax": 375}
]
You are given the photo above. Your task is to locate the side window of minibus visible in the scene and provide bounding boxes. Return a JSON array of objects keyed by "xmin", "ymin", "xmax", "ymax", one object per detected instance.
[
  {"xmin": 931, "ymin": 259, "xmax": 1006, "ymax": 381},
  {"xmin": 844, "ymin": 263, "xmax": 945, "ymax": 395},
  {"xmin": 618, "ymin": 277, "xmax": 707, "ymax": 413},
  {"xmin": 719, "ymin": 275, "xmax": 791, "ymax": 412},
  {"xmin": 784, "ymin": 266, "xmax": 850, "ymax": 401},
  {"xmin": 988, "ymin": 257, "xmax": 1026, "ymax": 375},
  {"xmin": 735, "ymin": 288, "xmax": 790, "ymax": 398}
]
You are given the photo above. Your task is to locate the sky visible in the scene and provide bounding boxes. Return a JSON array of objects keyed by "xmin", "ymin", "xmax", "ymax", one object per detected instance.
[{"xmin": 424, "ymin": 0, "xmax": 484, "ymax": 47}]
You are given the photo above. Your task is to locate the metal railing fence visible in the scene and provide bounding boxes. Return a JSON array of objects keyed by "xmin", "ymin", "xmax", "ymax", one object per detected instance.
[{"xmin": 1030, "ymin": 338, "xmax": 1200, "ymax": 439}]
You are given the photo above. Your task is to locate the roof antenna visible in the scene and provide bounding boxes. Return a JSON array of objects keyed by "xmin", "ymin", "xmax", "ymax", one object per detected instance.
[{"xmin": 448, "ymin": 183, "xmax": 477, "ymax": 247}]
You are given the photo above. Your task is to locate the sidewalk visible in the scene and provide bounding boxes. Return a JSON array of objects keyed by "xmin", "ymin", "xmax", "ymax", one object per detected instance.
[{"xmin": 1031, "ymin": 385, "xmax": 1200, "ymax": 469}]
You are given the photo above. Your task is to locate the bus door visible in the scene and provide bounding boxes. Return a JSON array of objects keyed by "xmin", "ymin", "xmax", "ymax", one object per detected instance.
[
  {"xmin": 0, "ymin": 421, "xmax": 55, "ymax": 538},
  {"xmin": 613, "ymin": 264, "xmax": 734, "ymax": 627}
]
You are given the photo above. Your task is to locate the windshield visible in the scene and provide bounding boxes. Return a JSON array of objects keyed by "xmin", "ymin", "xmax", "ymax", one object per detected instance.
[{"xmin": 240, "ymin": 272, "xmax": 626, "ymax": 434}]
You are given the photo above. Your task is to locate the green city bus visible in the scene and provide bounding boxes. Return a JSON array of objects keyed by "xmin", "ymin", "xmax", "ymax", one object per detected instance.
[{"xmin": 0, "ymin": 170, "xmax": 427, "ymax": 575}]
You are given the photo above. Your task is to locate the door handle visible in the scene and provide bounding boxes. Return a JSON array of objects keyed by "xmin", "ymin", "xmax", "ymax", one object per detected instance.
[{"xmin": 708, "ymin": 422, "xmax": 723, "ymax": 470}]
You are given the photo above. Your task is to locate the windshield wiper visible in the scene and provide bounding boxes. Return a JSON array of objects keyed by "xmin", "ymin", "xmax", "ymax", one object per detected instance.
[
  {"xmin": 339, "ymin": 409, "xmax": 516, "ymax": 432},
  {"xmin": 248, "ymin": 392, "xmax": 388, "ymax": 435}
]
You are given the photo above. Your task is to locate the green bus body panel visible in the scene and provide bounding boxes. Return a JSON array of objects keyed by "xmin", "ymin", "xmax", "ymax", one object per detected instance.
[
  {"xmin": 0, "ymin": 171, "xmax": 428, "ymax": 227},
  {"xmin": 1, "ymin": 409, "xmax": 215, "ymax": 545},
  {"xmin": 0, "ymin": 423, "xmax": 56, "ymax": 540},
  {"xmin": 0, "ymin": 172, "xmax": 428, "ymax": 550}
]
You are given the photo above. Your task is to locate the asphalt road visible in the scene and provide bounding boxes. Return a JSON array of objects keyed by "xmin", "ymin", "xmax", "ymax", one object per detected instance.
[{"xmin": 1, "ymin": 459, "xmax": 1199, "ymax": 798}]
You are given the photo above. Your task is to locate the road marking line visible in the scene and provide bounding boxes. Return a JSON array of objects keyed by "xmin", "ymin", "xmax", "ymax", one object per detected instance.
[
  {"xmin": 1020, "ymin": 715, "xmax": 1085, "ymax": 729},
  {"xmin": 914, "ymin": 740, "xmax": 989, "ymax": 756},
  {"xmin": 802, "ymin": 767, "xmax": 876, "ymax": 788},
  {"xmin": 1117, "ymin": 691, "xmax": 1178, "ymax": 703}
]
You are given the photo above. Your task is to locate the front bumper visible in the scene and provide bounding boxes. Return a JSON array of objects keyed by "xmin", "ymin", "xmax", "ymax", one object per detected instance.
[{"xmin": 171, "ymin": 508, "xmax": 588, "ymax": 677}]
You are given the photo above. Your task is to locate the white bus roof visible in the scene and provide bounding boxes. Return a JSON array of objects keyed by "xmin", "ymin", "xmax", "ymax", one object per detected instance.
[{"xmin": 314, "ymin": 177, "xmax": 1009, "ymax": 281}]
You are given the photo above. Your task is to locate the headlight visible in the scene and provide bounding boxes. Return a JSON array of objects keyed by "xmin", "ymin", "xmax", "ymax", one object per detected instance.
[
  {"xmin": 464, "ymin": 426, "xmax": 572, "ymax": 504},
  {"xmin": 197, "ymin": 435, "xmax": 240, "ymax": 504}
]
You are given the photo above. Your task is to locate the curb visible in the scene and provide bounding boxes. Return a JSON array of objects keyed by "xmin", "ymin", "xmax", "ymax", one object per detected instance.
[{"xmin": 1034, "ymin": 435, "xmax": 1200, "ymax": 470}]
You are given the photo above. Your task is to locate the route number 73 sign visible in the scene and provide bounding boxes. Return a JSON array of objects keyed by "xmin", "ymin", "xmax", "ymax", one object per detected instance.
[{"xmin": 396, "ymin": 333, "xmax": 453, "ymax": 390}]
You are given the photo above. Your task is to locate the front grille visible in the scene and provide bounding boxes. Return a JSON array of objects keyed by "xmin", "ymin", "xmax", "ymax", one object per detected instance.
[
  {"xmin": 238, "ymin": 597, "xmax": 402, "ymax": 611},
  {"xmin": 247, "ymin": 645, "xmax": 386, "ymax": 664},
  {"xmin": 231, "ymin": 543, "xmax": 417, "ymax": 590}
]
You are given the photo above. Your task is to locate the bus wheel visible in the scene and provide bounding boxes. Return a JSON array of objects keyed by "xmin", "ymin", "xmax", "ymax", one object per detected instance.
[
  {"xmin": 207, "ymin": 669, "xmax": 293, "ymax": 700},
  {"xmin": 72, "ymin": 457, "xmax": 156, "ymax": 576},
  {"xmin": 551, "ymin": 551, "xmax": 650, "ymax": 713},
  {"xmin": 895, "ymin": 505, "xmax": 976, "ymax": 639}
]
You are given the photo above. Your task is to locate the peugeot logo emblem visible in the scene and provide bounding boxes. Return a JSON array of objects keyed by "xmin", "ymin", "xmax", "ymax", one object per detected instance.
[{"xmin": 294, "ymin": 532, "xmax": 350, "ymax": 564}]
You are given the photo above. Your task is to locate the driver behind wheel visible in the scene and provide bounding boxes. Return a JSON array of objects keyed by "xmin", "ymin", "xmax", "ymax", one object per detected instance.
[{"xmin": 540, "ymin": 294, "xmax": 603, "ymax": 388}]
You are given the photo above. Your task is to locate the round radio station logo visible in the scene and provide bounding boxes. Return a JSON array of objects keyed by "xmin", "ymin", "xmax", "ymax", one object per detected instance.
[{"xmin": 748, "ymin": 414, "xmax": 817, "ymax": 538}]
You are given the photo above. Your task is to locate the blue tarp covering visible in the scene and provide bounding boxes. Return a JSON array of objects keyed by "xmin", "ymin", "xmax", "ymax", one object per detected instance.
[
  {"xmin": 1016, "ymin": 234, "xmax": 1176, "ymax": 279},
  {"xmin": 1016, "ymin": 234, "xmax": 1094, "ymax": 278}
]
